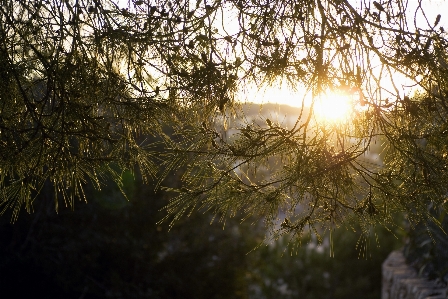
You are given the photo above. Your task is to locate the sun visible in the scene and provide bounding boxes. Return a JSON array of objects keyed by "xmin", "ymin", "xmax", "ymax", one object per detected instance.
[
  {"xmin": 240, "ymin": 82, "xmax": 357, "ymax": 124},
  {"xmin": 313, "ymin": 91, "xmax": 354, "ymax": 123}
]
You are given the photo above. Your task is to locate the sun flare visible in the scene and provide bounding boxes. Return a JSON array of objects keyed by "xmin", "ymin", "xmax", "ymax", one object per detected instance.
[{"xmin": 313, "ymin": 92, "xmax": 354, "ymax": 123}]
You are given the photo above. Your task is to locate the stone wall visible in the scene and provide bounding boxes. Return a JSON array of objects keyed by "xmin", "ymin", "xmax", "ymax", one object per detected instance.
[{"xmin": 382, "ymin": 250, "xmax": 448, "ymax": 299}]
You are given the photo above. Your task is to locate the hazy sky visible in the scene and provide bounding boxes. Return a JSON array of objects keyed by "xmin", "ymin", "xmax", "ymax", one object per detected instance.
[{"xmin": 113, "ymin": 0, "xmax": 448, "ymax": 108}]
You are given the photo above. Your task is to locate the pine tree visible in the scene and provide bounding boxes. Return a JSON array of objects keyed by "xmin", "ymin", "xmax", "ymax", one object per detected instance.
[{"xmin": 1, "ymin": 0, "xmax": 447, "ymax": 243}]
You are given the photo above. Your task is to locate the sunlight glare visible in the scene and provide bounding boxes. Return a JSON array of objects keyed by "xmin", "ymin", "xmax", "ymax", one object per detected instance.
[{"xmin": 313, "ymin": 91, "xmax": 354, "ymax": 123}]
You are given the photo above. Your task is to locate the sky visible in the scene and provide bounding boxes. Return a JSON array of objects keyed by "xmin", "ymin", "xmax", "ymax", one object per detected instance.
[
  {"xmin": 114, "ymin": 0, "xmax": 448, "ymax": 109},
  {"xmin": 253, "ymin": 0, "xmax": 448, "ymax": 108}
]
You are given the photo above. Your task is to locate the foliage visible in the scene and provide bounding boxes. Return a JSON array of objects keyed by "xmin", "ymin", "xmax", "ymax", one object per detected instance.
[
  {"xmin": 0, "ymin": 175, "xmax": 401, "ymax": 299},
  {"xmin": 1, "ymin": 0, "xmax": 448, "ymax": 245},
  {"xmin": 404, "ymin": 203, "xmax": 448, "ymax": 284},
  {"xmin": 247, "ymin": 225, "xmax": 403, "ymax": 299},
  {"xmin": 0, "ymin": 174, "xmax": 264, "ymax": 299}
]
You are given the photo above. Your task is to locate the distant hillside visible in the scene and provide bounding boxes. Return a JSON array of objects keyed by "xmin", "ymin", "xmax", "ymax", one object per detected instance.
[{"xmin": 228, "ymin": 102, "xmax": 310, "ymax": 130}]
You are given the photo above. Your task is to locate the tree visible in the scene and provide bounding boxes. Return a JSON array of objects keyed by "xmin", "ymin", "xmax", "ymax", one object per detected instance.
[
  {"xmin": 1, "ymin": 0, "xmax": 448, "ymax": 244},
  {"xmin": 0, "ymin": 171, "xmax": 265, "ymax": 299},
  {"xmin": 247, "ymin": 225, "xmax": 403, "ymax": 299}
]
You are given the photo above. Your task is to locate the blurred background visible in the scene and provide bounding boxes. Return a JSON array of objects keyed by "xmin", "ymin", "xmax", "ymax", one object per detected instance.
[
  {"xmin": 0, "ymin": 104, "xmax": 404, "ymax": 299},
  {"xmin": 0, "ymin": 173, "xmax": 403, "ymax": 299}
]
